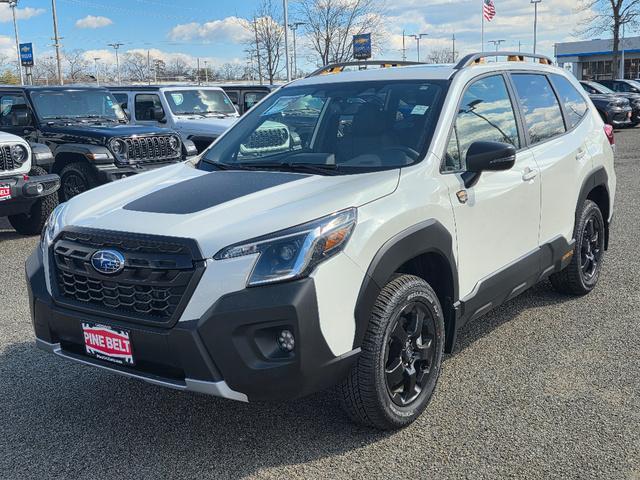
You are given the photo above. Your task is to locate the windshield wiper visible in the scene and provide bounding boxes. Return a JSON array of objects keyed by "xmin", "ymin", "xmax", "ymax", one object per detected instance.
[{"xmin": 236, "ymin": 162, "xmax": 340, "ymax": 176}]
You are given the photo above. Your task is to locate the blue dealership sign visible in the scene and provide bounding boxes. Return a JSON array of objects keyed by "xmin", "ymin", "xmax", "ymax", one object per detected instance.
[
  {"xmin": 19, "ymin": 43, "xmax": 34, "ymax": 67},
  {"xmin": 353, "ymin": 33, "xmax": 372, "ymax": 60}
]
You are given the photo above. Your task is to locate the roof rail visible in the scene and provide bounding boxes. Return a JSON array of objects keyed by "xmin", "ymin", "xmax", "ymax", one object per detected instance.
[
  {"xmin": 454, "ymin": 51, "xmax": 554, "ymax": 69},
  {"xmin": 308, "ymin": 60, "xmax": 423, "ymax": 77}
]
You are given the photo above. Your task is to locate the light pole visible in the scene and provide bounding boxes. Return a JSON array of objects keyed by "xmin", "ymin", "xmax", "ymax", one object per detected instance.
[
  {"xmin": 531, "ymin": 0, "xmax": 542, "ymax": 55},
  {"xmin": 289, "ymin": 21, "xmax": 305, "ymax": 79},
  {"xmin": 410, "ymin": 33, "xmax": 428, "ymax": 62},
  {"xmin": 283, "ymin": 0, "xmax": 290, "ymax": 81},
  {"xmin": 93, "ymin": 57, "xmax": 100, "ymax": 85},
  {"xmin": 621, "ymin": 23, "xmax": 626, "ymax": 78},
  {"xmin": 2, "ymin": 1, "xmax": 24, "ymax": 85},
  {"xmin": 108, "ymin": 42, "xmax": 124, "ymax": 84},
  {"xmin": 51, "ymin": 0, "xmax": 63, "ymax": 85},
  {"xmin": 204, "ymin": 60, "xmax": 209, "ymax": 83},
  {"xmin": 489, "ymin": 39, "xmax": 505, "ymax": 61}
]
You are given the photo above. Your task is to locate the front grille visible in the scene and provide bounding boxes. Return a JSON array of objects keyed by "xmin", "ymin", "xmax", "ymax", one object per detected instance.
[
  {"xmin": 245, "ymin": 128, "xmax": 289, "ymax": 149},
  {"xmin": 51, "ymin": 229, "xmax": 203, "ymax": 326},
  {"xmin": 0, "ymin": 145, "xmax": 15, "ymax": 172},
  {"xmin": 124, "ymin": 136, "xmax": 181, "ymax": 163}
]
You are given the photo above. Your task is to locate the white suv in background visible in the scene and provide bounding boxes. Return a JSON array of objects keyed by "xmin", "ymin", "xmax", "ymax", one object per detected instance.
[
  {"xmin": 28, "ymin": 53, "xmax": 615, "ymax": 430},
  {"xmin": 110, "ymin": 85, "xmax": 239, "ymax": 153}
]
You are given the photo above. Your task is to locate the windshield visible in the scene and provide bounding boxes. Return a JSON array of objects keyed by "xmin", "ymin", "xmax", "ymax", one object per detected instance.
[
  {"xmin": 164, "ymin": 89, "xmax": 236, "ymax": 115},
  {"xmin": 30, "ymin": 89, "xmax": 127, "ymax": 121},
  {"xmin": 200, "ymin": 80, "xmax": 445, "ymax": 174},
  {"xmin": 626, "ymin": 79, "xmax": 640, "ymax": 90},
  {"xmin": 588, "ymin": 82, "xmax": 615, "ymax": 94}
]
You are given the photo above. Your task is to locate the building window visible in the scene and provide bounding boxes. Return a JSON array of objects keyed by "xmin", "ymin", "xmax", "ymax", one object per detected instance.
[{"xmin": 582, "ymin": 60, "xmax": 613, "ymax": 81}]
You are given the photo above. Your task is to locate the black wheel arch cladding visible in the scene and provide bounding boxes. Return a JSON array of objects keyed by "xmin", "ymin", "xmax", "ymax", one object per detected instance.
[
  {"xmin": 576, "ymin": 166, "xmax": 610, "ymax": 249},
  {"xmin": 353, "ymin": 219, "xmax": 458, "ymax": 353}
]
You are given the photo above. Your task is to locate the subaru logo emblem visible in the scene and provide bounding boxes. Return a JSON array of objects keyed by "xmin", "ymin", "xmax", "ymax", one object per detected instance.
[{"xmin": 91, "ymin": 249, "xmax": 125, "ymax": 275}]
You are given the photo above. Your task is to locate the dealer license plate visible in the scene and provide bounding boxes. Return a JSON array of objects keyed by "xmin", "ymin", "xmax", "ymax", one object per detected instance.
[
  {"xmin": 82, "ymin": 323, "xmax": 134, "ymax": 366},
  {"xmin": 0, "ymin": 185, "xmax": 10, "ymax": 201}
]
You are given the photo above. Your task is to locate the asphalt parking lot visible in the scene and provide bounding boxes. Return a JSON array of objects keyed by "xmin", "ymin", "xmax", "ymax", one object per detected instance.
[{"xmin": 1, "ymin": 131, "xmax": 639, "ymax": 480}]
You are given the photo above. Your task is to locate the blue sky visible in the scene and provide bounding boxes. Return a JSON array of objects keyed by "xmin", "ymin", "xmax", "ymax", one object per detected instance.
[{"xmin": 0, "ymin": 0, "xmax": 596, "ymax": 71}]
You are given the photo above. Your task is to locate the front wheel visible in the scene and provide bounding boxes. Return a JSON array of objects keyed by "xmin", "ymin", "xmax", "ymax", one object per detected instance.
[
  {"xmin": 550, "ymin": 200, "xmax": 605, "ymax": 295},
  {"xmin": 339, "ymin": 274, "xmax": 445, "ymax": 430},
  {"xmin": 59, "ymin": 162, "xmax": 98, "ymax": 202},
  {"xmin": 8, "ymin": 166, "xmax": 59, "ymax": 235}
]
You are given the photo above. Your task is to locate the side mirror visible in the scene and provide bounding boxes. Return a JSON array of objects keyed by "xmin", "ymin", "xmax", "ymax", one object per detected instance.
[
  {"xmin": 14, "ymin": 110, "xmax": 32, "ymax": 127},
  {"xmin": 153, "ymin": 106, "xmax": 166, "ymax": 122},
  {"xmin": 461, "ymin": 141, "xmax": 516, "ymax": 188}
]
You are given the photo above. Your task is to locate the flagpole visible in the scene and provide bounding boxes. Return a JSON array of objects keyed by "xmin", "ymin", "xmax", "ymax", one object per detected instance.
[{"xmin": 481, "ymin": 0, "xmax": 485, "ymax": 51}]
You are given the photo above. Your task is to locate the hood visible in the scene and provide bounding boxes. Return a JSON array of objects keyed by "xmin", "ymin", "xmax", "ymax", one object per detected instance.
[
  {"xmin": 588, "ymin": 93, "xmax": 629, "ymax": 105},
  {"xmin": 613, "ymin": 92, "xmax": 640, "ymax": 102},
  {"xmin": 42, "ymin": 123, "xmax": 178, "ymax": 142},
  {"xmin": 173, "ymin": 116, "xmax": 238, "ymax": 136},
  {"xmin": 61, "ymin": 164, "xmax": 400, "ymax": 257}
]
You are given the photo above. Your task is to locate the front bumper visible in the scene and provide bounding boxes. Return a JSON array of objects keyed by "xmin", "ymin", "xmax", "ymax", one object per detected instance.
[
  {"xmin": 94, "ymin": 160, "xmax": 183, "ymax": 183},
  {"xmin": 26, "ymin": 247, "xmax": 358, "ymax": 402},
  {"xmin": 606, "ymin": 107, "xmax": 633, "ymax": 126},
  {"xmin": 0, "ymin": 173, "xmax": 60, "ymax": 216}
]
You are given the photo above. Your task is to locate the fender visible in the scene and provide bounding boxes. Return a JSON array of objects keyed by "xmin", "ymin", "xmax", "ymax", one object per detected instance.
[
  {"xmin": 575, "ymin": 166, "xmax": 610, "ymax": 248},
  {"xmin": 52, "ymin": 143, "xmax": 114, "ymax": 166},
  {"xmin": 353, "ymin": 219, "xmax": 459, "ymax": 351},
  {"xmin": 29, "ymin": 142, "xmax": 55, "ymax": 170}
]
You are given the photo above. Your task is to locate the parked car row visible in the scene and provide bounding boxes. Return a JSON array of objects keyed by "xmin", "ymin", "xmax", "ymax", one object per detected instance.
[
  {"xmin": 580, "ymin": 79, "xmax": 640, "ymax": 127},
  {"xmin": 0, "ymin": 83, "xmax": 277, "ymax": 226}
]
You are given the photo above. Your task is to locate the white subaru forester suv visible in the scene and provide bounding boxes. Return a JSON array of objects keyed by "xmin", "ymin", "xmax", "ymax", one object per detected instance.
[{"xmin": 27, "ymin": 53, "xmax": 616, "ymax": 430}]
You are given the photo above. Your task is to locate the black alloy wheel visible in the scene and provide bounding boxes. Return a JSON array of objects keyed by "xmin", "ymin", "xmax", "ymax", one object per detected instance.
[
  {"xmin": 59, "ymin": 162, "xmax": 98, "ymax": 201},
  {"xmin": 580, "ymin": 213, "xmax": 603, "ymax": 281},
  {"xmin": 385, "ymin": 302, "xmax": 436, "ymax": 407}
]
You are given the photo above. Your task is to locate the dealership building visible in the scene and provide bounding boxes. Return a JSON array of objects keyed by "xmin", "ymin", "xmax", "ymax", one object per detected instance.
[{"xmin": 556, "ymin": 36, "xmax": 640, "ymax": 80}]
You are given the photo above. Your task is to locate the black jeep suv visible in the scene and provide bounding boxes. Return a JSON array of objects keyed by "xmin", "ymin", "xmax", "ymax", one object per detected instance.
[{"xmin": 0, "ymin": 86, "xmax": 197, "ymax": 201}]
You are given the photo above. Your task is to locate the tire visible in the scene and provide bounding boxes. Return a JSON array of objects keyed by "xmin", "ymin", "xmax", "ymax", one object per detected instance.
[
  {"xmin": 8, "ymin": 166, "xmax": 59, "ymax": 236},
  {"xmin": 59, "ymin": 162, "xmax": 98, "ymax": 202},
  {"xmin": 550, "ymin": 200, "xmax": 605, "ymax": 296},
  {"xmin": 339, "ymin": 274, "xmax": 445, "ymax": 430}
]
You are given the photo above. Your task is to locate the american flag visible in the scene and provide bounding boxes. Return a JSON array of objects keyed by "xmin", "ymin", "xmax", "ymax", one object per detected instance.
[{"xmin": 483, "ymin": 0, "xmax": 496, "ymax": 21}]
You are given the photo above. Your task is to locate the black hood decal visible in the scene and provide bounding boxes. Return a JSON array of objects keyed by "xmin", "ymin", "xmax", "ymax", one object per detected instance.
[{"xmin": 123, "ymin": 171, "xmax": 308, "ymax": 214}]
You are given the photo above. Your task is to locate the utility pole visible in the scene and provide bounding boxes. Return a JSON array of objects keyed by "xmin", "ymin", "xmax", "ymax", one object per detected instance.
[
  {"xmin": 452, "ymin": 33, "xmax": 456, "ymax": 63},
  {"xmin": 51, "ymin": 0, "xmax": 63, "ymax": 85},
  {"xmin": 402, "ymin": 30, "xmax": 406, "ymax": 61},
  {"xmin": 621, "ymin": 23, "xmax": 626, "ymax": 78},
  {"xmin": 283, "ymin": 0, "xmax": 290, "ymax": 81},
  {"xmin": 108, "ymin": 42, "xmax": 124, "ymax": 84},
  {"xmin": 93, "ymin": 57, "xmax": 100, "ymax": 85},
  {"xmin": 147, "ymin": 49, "xmax": 151, "ymax": 85},
  {"xmin": 204, "ymin": 60, "xmax": 209, "ymax": 83},
  {"xmin": 531, "ymin": 0, "xmax": 542, "ymax": 55},
  {"xmin": 489, "ymin": 39, "xmax": 505, "ymax": 61},
  {"xmin": 289, "ymin": 22, "xmax": 305, "ymax": 79},
  {"xmin": 410, "ymin": 33, "xmax": 428, "ymax": 62},
  {"xmin": 197, "ymin": 58, "xmax": 201, "ymax": 85},
  {"xmin": 2, "ymin": 1, "xmax": 24, "ymax": 85}
]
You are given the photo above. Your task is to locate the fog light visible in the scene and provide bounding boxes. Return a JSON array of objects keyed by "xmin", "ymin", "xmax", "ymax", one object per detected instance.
[
  {"xmin": 277, "ymin": 329, "xmax": 295, "ymax": 352},
  {"xmin": 36, "ymin": 183, "xmax": 44, "ymax": 194}
]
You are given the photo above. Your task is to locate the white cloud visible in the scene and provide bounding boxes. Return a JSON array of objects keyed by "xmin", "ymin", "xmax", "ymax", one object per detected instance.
[
  {"xmin": 0, "ymin": 4, "xmax": 45, "ymax": 22},
  {"xmin": 82, "ymin": 48, "xmax": 239, "ymax": 69},
  {"xmin": 168, "ymin": 16, "xmax": 252, "ymax": 43},
  {"xmin": 76, "ymin": 15, "xmax": 113, "ymax": 29},
  {"xmin": 0, "ymin": 35, "xmax": 17, "ymax": 58}
]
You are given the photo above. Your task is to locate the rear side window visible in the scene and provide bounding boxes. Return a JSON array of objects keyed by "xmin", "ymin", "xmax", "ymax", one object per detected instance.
[
  {"xmin": 444, "ymin": 75, "xmax": 520, "ymax": 171},
  {"xmin": 550, "ymin": 75, "xmax": 589, "ymax": 129},
  {"xmin": 511, "ymin": 74, "xmax": 565, "ymax": 145},
  {"xmin": 135, "ymin": 93, "xmax": 164, "ymax": 121}
]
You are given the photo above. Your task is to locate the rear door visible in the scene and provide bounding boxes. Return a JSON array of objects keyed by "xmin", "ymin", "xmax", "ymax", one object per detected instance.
[
  {"xmin": 440, "ymin": 73, "xmax": 542, "ymax": 299},
  {"xmin": 133, "ymin": 93, "xmax": 166, "ymax": 126},
  {"xmin": 510, "ymin": 73, "xmax": 591, "ymax": 244}
]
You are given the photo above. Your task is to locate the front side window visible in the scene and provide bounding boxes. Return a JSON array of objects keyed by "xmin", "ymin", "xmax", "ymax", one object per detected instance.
[
  {"xmin": 164, "ymin": 89, "xmax": 236, "ymax": 116},
  {"xmin": 30, "ymin": 89, "xmax": 126, "ymax": 121},
  {"xmin": 135, "ymin": 94, "xmax": 164, "ymax": 121},
  {"xmin": 511, "ymin": 74, "xmax": 565, "ymax": 145},
  {"xmin": 112, "ymin": 93, "xmax": 128, "ymax": 110},
  {"xmin": 201, "ymin": 80, "xmax": 445, "ymax": 174},
  {"xmin": 444, "ymin": 75, "xmax": 520, "ymax": 171},
  {"xmin": 551, "ymin": 75, "xmax": 589, "ymax": 129},
  {"xmin": 0, "ymin": 94, "xmax": 29, "ymax": 126}
]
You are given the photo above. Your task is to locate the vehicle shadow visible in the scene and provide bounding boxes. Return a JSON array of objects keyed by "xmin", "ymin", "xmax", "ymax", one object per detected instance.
[
  {"xmin": 0, "ymin": 282, "xmax": 573, "ymax": 478},
  {"xmin": 0, "ymin": 217, "xmax": 22, "ymax": 241}
]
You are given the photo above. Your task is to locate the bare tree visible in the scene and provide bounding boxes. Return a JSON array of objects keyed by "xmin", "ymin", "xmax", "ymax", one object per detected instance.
[
  {"xmin": 242, "ymin": 0, "xmax": 285, "ymax": 84},
  {"xmin": 166, "ymin": 57, "xmax": 191, "ymax": 79},
  {"xmin": 217, "ymin": 62, "xmax": 244, "ymax": 81},
  {"xmin": 64, "ymin": 49, "xmax": 91, "ymax": 82},
  {"xmin": 122, "ymin": 52, "xmax": 150, "ymax": 82},
  {"xmin": 425, "ymin": 47, "xmax": 458, "ymax": 64},
  {"xmin": 32, "ymin": 56, "xmax": 59, "ymax": 85},
  {"xmin": 296, "ymin": 0, "xmax": 385, "ymax": 66},
  {"xmin": 577, "ymin": 0, "xmax": 640, "ymax": 78}
]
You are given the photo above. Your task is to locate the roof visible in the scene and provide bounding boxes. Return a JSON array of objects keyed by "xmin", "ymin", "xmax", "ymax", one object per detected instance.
[
  {"xmin": 556, "ymin": 36, "xmax": 640, "ymax": 58},
  {"xmin": 217, "ymin": 84, "xmax": 277, "ymax": 90},
  {"xmin": 109, "ymin": 84, "xmax": 225, "ymax": 92},
  {"xmin": 0, "ymin": 84, "xmax": 108, "ymax": 91}
]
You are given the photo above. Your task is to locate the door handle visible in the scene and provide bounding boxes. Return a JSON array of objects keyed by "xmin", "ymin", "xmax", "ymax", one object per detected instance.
[
  {"xmin": 522, "ymin": 168, "xmax": 538, "ymax": 182},
  {"xmin": 576, "ymin": 149, "xmax": 587, "ymax": 161}
]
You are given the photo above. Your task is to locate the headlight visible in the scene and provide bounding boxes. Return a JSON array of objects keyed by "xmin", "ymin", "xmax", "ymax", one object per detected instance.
[
  {"xmin": 214, "ymin": 208, "xmax": 357, "ymax": 286},
  {"xmin": 109, "ymin": 138, "xmax": 128, "ymax": 159},
  {"xmin": 11, "ymin": 144, "xmax": 28, "ymax": 166},
  {"xmin": 41, "ymin": 203, "xmax": 67, "ymax": 249},
  {"xmin": 169, "ymin": 135, "xmax": 180, "ymax": 151}
]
